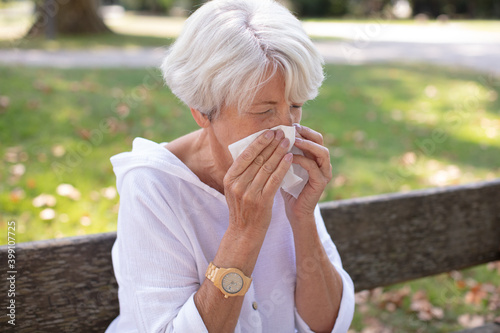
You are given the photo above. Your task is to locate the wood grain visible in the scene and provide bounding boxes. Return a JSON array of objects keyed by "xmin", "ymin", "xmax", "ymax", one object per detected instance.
[{"xmin": 1, "ymin": 179, "xmax": 499, "ymax": 331}]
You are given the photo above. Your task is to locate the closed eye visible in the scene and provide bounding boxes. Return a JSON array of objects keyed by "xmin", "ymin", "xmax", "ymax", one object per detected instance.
[{"xmin": 257, "ymin": 109, "xmax": 272, "ymax": 114}]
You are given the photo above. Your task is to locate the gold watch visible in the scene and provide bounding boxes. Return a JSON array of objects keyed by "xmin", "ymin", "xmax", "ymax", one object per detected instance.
[{"xmin": 205, "ymin": 262, "xmax": 252, "ymax": 298}]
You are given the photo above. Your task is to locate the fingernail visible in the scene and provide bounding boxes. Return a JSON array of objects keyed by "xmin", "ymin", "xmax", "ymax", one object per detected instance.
[
  {"xmin": 275, "ymin": 129, "xmax": 284, "ymax": 140},
  {"xmin": 280, "ymin": 138, "xmax": 289, "ymax": 148},
  {"xmin": 284, "ymin": 153, "xmax": 293, "ymax": 162},
  {"xmin": 265, "ymin": 130, "xmax": 274, "ymax": 139},
  {"xmin": 293, "ymin": 123, "xmax": 301, "ymax": 130},
  {"xmin": 295, "ymin": 137, "xmax": 302, "ymax": 143}
]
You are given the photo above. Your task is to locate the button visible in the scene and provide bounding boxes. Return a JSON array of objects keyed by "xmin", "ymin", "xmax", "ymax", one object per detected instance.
[{"xmin": 252, "ymin": 301, "xmax": 258, "ymax": 310}]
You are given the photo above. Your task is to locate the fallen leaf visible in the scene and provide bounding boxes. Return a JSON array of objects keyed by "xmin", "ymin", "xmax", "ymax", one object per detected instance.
[
  {"xmin": 424, "ymin": 85, "xmax": 438, "ymax": 98},
  {"xmin": 10, "ymin": 188, "xmax": 25, "ymax": 203},
  {"xmin": 26, "ymin": 178, "xmax": 37, "ymax": 189},
  {"xmin": 27, "ymin": 99, "xmax": 40, "ymax": 110},
  {"xmin": 10, "ymin": 163, "xmax": 26, "ymax": 177},
  {"xmin": 399, "ymin": 151, "xmax": 417, "ymax": 166},
  {"xmin": 458, "ymin": 314, "xmax": 485, "ymax": 328},
  {"xmin": 332, "ymin": 175, "xmax": 347, "ymax": 188},
  {"xmin": 80, "ymin": 215, "xmax": 91, "ymax": 226},
  {"xmin": 40, "ymin": 208, "xmax": 56, "ymax": 220},
  {"xmin": 100, "ymin": 186, "xmax": 117, "ymax": 200},
  {"xmin": 0, "ymin": 95, "xmax": 10, "ymax": 110},
  {"xmin": 56, "ymin": 184, "xmax": 81, "ymax": 200},
  {"xmin": 32, "ymin": 194, "xmax": 57, "ymax": 207},
  {"xmin": 115, "ymin": 103, "xmax": 130, "ymax": 118},
  {"xmin": 465, "ymin": 283, "xmax": 488, "ymax": 305},
  {"xmin": 410, "ymin": 290, "xmax": 444, "ymax": 321},
  {"xmin": 4, "ymin": 146, "xmax": 23, "ymax": 163},
  {"xmin": 33, "ymin": 80, "xmax": 52, "ymax": 94},
  {"xmin": 51, "ymin": 145, "xmax": 66, "ymax": 157},
  {"xmin": 77, "ymin": 128, "xmax": 91, "ymax": 140},
  {"xmin": 487, "ymin": 261, "xmax": 500, "ymax": 274}
]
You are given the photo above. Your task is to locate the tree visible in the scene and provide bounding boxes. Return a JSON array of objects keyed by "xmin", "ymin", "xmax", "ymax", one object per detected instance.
[{"xmin": 27, "ymin": 0, "xmax": 111, "ymax": 38}]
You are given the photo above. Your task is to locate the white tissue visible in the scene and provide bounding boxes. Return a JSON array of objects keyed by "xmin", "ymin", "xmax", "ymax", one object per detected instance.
[{"xmin": 228, "ymin": 125, "xmax": 309, "ymax": 198}]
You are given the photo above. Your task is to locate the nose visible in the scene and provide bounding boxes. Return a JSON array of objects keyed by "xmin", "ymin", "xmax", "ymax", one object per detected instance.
[{"xmin": 273, "ymin": 103, "xmax": 295, "ymax": 127}]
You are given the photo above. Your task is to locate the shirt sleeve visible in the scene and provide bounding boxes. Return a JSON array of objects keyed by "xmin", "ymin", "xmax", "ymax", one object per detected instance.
[
  {"xmin": 293, "ymin": 205, "xmax": 355, "ymax": 333},
  {"xmin": 111, "ymin": 168, "xmax": 208, "ymax": 333}
]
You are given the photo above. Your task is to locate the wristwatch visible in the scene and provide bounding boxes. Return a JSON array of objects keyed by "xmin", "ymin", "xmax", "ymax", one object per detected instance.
[{"xmin": 205, "ymin": 262, "xmax": 252, "ymax": 298}]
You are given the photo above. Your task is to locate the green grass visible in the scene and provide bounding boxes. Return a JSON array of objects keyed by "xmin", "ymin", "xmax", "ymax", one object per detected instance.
[
  {"xmin": 0, "ymin": 63, "xmax": 499, "ymax": 331},
  {"xmin": 1, "ymin": 32, "xmax": 173, "ymax": 50},
  {"xmin": 1, "ymin": 62, "xmax": 499, "ymax": 238}
]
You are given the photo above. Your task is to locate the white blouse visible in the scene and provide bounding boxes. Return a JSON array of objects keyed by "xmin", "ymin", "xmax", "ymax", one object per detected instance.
[{"xmin": 105, "ymin": 138, "xmax": 355, "ymax": 333}]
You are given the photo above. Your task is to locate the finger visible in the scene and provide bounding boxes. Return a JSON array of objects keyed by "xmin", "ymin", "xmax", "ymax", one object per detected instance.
[
  {"xmin": 240, "ymin": 129, "xmax": 286, "ymax": 182},
  {"xmin": 229, "ymin": 130, "xmax": 275, "ymax": 177},
  {"xmin": 249, "ymin": 137, "xmax": 290, "ymax": 192},
  {"xmin": 293, "ymin": 137, "xmax": 332, "ymax": 175},
  {"xmin": 292, "ymin": 154, "xmax": 332, "ymax": 187},
  {"xmin": 294, "ymin": 123, "xmax": 324, "ymax": 145},
  {"xmin": 262, "ymin": 153, "xmax": 293, "ymax": 197}
]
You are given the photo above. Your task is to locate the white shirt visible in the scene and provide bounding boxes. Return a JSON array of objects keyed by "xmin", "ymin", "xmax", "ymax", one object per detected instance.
[{"xmin": 106, "ymin": 137, "xmax": 355, "ymax": 333}]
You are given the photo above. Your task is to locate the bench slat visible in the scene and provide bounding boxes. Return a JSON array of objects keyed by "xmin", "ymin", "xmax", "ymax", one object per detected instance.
[
  {"xmin": 1, "ymin": 179, "xmax": 499, "ymax": 331},
  {"xmin": 0, "ymin": 232, "xmax": 118, "ymax": 331},
  {"xmin": 320, "ymin": 179, "xmax": 500, "ymax": 291}
]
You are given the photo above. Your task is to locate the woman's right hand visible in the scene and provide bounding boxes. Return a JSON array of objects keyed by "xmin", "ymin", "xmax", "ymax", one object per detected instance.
[{"xmin": 223, "ymin": 129, "xmax": 293, "ymax": 238}]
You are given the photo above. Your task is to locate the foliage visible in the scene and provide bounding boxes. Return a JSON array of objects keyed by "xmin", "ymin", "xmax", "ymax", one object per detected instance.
[
  {"xmin": 119, "ymin": 0, "xmax": 175, "ymax": 13},
  {"xmin": 288, "ymin": 0, "xmax": 500, "ymax": 18},
  {"xmin": 411, "ymin": 0, "xmax": 500, "ymax": 19}
]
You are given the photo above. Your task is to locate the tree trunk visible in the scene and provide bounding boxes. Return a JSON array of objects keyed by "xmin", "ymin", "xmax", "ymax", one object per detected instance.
[{"xmin": 27, "ymin": 0, "xmax": 111, "ymax": 37}]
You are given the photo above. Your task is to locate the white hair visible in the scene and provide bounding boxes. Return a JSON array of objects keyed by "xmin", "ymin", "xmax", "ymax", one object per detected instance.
[{"xmin": 160, "ymin": 0, "xmax": 324, "ymax": 119}]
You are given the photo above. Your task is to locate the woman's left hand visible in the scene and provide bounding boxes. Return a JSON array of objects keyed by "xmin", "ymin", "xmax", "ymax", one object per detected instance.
[{"xmin": 281, "ymin": 124, "xmax": 332, "ymax": 225}]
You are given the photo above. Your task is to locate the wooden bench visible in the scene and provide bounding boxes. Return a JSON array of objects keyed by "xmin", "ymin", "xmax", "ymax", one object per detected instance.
[{"xmin": 1, "ymin": 179, "xmax": 499, "ymax": 332}]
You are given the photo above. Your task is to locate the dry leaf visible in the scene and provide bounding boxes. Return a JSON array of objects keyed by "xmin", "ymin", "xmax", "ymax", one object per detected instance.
[
  {"xmin": 40, "ymin": 208, "xmax": 56, "ymax": 220},
  {"xmin": 100, "ymin": 186, "xmax": 117, "ymax": 200},
  {"xmin": 56, "ymin": 184, "xmax": 81, "ymax": 200},
  {"xmin": 10, "ymin": 188, "xmax": 25, "ymax": 203},
  {"xmin": 458, "ymin": 314, "xmax": 485, "ymax": 328},
  {"xmin": 0, "ymin": 95, "xmax": 10, "ymax": 110},
  {"xmin": 465, "ymin": 283, "xmax": 488, "ymax": 305},
  {"xmin": 32, "ymin": 194, "xmax": 57, "ymax": 208}
]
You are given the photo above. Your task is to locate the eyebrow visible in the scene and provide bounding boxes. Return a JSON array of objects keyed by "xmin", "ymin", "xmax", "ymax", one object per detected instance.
[{"xmin": 253, "ymin": 101, "xmax": 278, "ymax": 106}]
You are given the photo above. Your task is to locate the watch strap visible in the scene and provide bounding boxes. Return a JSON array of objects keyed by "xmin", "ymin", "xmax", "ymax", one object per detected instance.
[{"xmin": 205, "ymin": 262, "xmax": 220, "ymax": 282}]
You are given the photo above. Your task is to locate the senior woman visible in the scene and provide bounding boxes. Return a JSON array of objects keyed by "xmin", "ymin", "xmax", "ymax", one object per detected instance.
[{"xmin": 106, "ymin": 0, "xmax": 354, "ymax": 332}]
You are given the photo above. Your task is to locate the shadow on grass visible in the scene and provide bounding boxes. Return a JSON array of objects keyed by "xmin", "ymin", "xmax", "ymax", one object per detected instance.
[
  {"xmin": 0, "ymin": 32, "xmax": 173, "ymax": 50},
  {"xmin": 0, "ymin": 62, "xmax": 499, "ymax": 242}
]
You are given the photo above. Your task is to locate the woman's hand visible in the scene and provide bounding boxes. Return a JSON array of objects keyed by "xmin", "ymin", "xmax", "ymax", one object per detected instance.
[
  {"xmin": 282, "ymin": 124, "xmax": 333, "ymax": 225},
  {"xmin": 223, "ymin": 129, "xmax": 293, "ymax": 239}
]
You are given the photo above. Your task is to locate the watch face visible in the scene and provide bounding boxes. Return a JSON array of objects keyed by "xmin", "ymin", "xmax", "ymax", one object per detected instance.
[{"xmin": 221, "ymin": 272, "xmax": 244, "ymax": 294}]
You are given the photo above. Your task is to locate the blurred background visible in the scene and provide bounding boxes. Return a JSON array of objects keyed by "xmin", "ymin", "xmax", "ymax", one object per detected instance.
[{"xmin": 0, "ymin": 0, "xmax": 499, "ymax": 332}]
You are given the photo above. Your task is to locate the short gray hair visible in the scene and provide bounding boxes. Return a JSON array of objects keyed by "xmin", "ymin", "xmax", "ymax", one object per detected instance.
[{"xmin": 161, "ymin": 0, "xmax": 324, "ymax": 119}]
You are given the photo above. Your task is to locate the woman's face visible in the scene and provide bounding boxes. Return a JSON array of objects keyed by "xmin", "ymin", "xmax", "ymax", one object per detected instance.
[{"xmin": 208, "ymin": 71, "xmax": 303, "ymax": 156}]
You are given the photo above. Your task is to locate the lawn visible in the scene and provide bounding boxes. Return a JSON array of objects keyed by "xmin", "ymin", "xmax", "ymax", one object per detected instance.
[
  {"xmin": 0, "ymin": 63, "xmax": 499, "ymax": 331},
  {"xmin": 0, "ymin": 32, "xmax": 174, "ymax": 50}
]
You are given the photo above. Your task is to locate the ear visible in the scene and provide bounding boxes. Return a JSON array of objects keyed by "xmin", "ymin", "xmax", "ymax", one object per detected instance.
[{"xmin": 190, "ymin": 108, "xmax": 210, "ymax": 128}]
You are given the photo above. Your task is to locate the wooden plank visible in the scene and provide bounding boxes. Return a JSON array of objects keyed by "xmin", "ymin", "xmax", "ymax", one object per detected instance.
[
  {"xmin": 0, "ymin": 232, "xmax": 118, "ymax": 331},
  {"xmin": 320, "ymin": 179, "xmax": 500, "ymax": 291},
  {"xmin": 0, "ymin": 179, "xmax": 498, "ymax": 330},
  {"xmin": 454, "ymin": 323, "xmax": 500, "ymax": 333}
]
